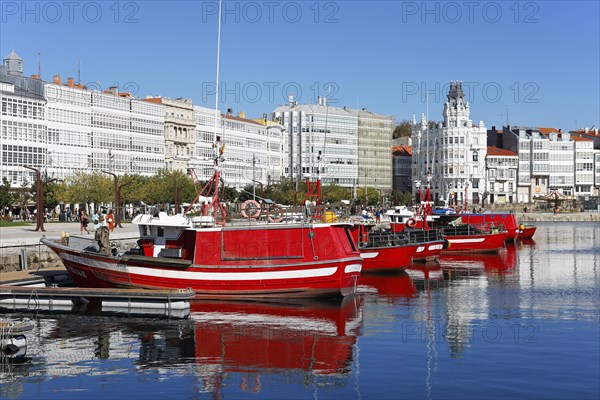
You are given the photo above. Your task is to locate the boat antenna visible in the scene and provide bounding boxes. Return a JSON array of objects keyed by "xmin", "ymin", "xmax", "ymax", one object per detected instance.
[
  {"xmin": 425, "ymin": 90, "xmax": 429, "ymax": 174},
  {"xmin": 214, "ymin": 0, "xmax": 223, "ymax": 140}
]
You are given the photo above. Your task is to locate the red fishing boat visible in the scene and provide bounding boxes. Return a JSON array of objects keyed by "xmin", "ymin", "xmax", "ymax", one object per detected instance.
[
  {"xmin": 41, "ymin": 141, "xmax": 362, "ymax": 299},
  {"xmin": 451, "ymin": 213, "xmax": 520, "ymax": 241},
  {"xmin": 387, "ymin": 175, "xmax": 505, "ymax": 253},
  {"xmin": 518, "ymin": 224, "xmax": 537, "ymax": 239},
  {"xmin": 349, "ymin": 223, "xmax": 445, "ymax": 272},
  {"xmin": 441, "ymin": 223, "xmax": 508, "ymax": 253}
]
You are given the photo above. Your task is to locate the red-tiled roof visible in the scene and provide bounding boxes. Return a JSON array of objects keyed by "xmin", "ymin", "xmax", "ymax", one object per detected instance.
[
  {"xmin": 142, "ymin": 97, "xmax": 162, "ymax": 104},
  {"xmin": 570, "ymin": 135, "xmax": 593, "ymax": 142},
  {"xmin": 539, "ymin": 127, "xmax": 560, "ymax": 135},
  {"xmin": 392, "ymin": 146, "xmax": 412, "ymax": 156},
  {"xmin": 570, "ymin": 129, "xmax": 600, "ymax": 137},
  {"xmin": 487, "ymin": 146, "xmax": 517, "ymax": 157}
]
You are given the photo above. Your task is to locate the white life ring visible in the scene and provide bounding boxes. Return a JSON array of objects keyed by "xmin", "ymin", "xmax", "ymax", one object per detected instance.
[
  {"xmin": 406, "ymin": 218, "xmax": 417, "ymax": 228},
  {"xmin": 268, "ymin": 206, "xmax": 284, "ymax": 223},
  {"xmin": 241, "ymin": 200, "xmax": 261, "ymax": 219}
]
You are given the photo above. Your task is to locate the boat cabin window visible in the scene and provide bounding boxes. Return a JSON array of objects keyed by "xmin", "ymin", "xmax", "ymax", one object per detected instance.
[
  {"xmin": 157, "ymin": 227, "xmax": 164, "ymax": 237},
  {"xmin": 143, "ymin": 225, "xmax": 151, "ymax": 236}
]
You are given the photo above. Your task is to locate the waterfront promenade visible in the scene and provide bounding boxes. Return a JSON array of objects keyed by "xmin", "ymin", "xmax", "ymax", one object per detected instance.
[
  {"xmin": 0, "ymin": 221, "xmax": 139, "ymax": 247},
  {"xmin": 0, "ymin": 222, "xmax": 139, "ymax": 283}
]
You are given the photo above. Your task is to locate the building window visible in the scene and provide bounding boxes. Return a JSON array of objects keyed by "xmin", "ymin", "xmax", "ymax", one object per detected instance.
[{"xmin": 473, "ymin": 153, "xmax": 478, "ymax": 162}]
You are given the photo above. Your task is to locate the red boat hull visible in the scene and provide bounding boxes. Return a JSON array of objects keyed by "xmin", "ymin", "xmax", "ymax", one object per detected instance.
[
  {"xmin": 42, "ymin": 224, "xmax": 362, "ymax": 299},
  {"xmin": 359, "ymin": 243, "xmax": 419, "ymax": 272},
  {"xmin": 518, "ymin": 225, "xmax": 537, "ymax": 239},
  {"xmin": 455, "ymin": 213, "xmax": 519, "ymax": 241},
  {"xmin": 443, "ymin": 231, "xmax": 507, "ymax": 253},
  {"xmin": 411, "ymin": 240, "xmax": 446, "ymax": 262},
  {"xmin": 390, "ymin": 213, "xmax": 521, "ymax": 242}
]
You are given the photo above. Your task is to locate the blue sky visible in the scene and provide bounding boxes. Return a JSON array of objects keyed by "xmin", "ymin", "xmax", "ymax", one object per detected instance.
[{"xmin": 1, "ymin": 0, "xmax": 598, "ymax": 130}]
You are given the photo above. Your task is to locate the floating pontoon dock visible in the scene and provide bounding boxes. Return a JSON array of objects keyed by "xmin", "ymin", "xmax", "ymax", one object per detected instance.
[{"xmin": 0, "ymin": 286, "xmax": 195, "ymax": 319}]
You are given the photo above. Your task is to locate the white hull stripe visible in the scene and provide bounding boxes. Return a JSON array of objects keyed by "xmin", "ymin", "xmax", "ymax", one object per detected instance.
[
  {"xmin": 428, "ymin": 244, "xmax": 444, "ymax": 251},
  {"xmin": 360, "ymin": 252, "xmax": 379, "ymax": 259},
  {"xmin": 62, "ymin": 253, "xmax": 341, "ymax": 281},
  {"xmin": 448, "ymin": 238, "xmax": 485, "ymax": 244},
  {"xmin": 416, "ymin": 246, "xmax": 425, "ymax": 253},
  {"xmin": 127, "ymin": 265, "xmax": 338, "ymax": 281},
  {"xmin": 344, "ymin": 264, "xmax": 362, "ymax": 273}
]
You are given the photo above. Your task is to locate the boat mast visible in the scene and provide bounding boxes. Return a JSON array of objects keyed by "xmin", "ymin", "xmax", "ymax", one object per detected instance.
[{"xmin": 214, "ymin": 0, "xmax": 222, "ymax": 126}]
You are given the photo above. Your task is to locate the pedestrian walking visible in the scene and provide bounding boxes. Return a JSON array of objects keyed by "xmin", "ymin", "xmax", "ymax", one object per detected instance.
[
  {"xmin": 92, "ymin": 211, "xmax": 100, "ymax": 230},
  {"xmin": 107, "ymin": 209, "xmax": 115, "ymax": 232},
  {"xmin": 80, "ymin": 210, "xmax": 90, "ymax": 234}
]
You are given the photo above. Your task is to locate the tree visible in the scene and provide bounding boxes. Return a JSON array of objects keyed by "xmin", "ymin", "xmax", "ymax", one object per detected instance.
[
  {"xmin": 321, "ymin": 183, "xmax": 350, "ymax": 204},
  {"xmin": 0, "ymin": 177, "xmax": 14, "ymax": 216},
  {"xmin": 15, "ymin": 179, "xmax": 32, "ymax": 215},
  {"xmin": 391, "ymin": 190, "xmax": 413, "ymax": 206},
  {"xmin": 237, "ymin": 184, "xmax": 256, "ymax": 203},
  {"xmin": 393, "ymin": 120, "xmax": 412, "ymax": 139},
  {"xmin": 44, "ymin": 180, "xmax": 62, "ymax": 211},
  {"xmin": 354, "ymin": 187, "xmax": 380, "ymax": 206},
  {"xmin": 66, "ymin": 171, "xmax": 112, "ymax": 209}
]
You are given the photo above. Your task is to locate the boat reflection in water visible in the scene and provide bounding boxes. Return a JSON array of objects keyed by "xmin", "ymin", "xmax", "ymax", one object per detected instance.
[
  {"xmin": 1, "ymin": 297, "xmax": 363, "ymax": 398},
  {"xmin": 437, "ymin": 243, "xmax": 519, "ymax": 280},
  {"xmin": 190, "ymin": 297, "xmax": 363, "ymax": 379},
  {"xmin": 406, "ymin": 262, "xmax": 446, "ymax": 290},
  {"xmin": 358, "ymin": 270, "xmax": 418, "ymax": 301}
]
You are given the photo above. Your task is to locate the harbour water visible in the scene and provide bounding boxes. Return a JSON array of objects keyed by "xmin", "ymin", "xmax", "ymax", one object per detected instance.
[{"xmin": 1, "ymin": 221, "xmax": 599, "ymax": 400}]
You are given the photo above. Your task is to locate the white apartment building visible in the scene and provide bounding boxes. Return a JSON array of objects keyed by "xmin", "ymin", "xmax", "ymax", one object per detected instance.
[
  {"xmin": 411, "ymin": 81, "xmax": 487, "ymax": 206},
  {"xmin": 191, "ymin": 106, "xmax": 284, "ymax": 191},
  {"xmin": 44, "ymin": 80, "xmax": 165, "ymax": 178},
  {"xmin": 573, "ymin": 135, "xmax": 595, "ymax": 196},
  {"xmin": 0, "ymin": 73, "xmax": 47, "ymax": 185},
  {"xmin": 272, "ymin": 98, "xmax": 360, "ymax": 188},
  {"xmin": 488, "ymin": 126, "xmax": 598, "ymax": 202},
  {"xmin": 596, "ymin": 152, "xmax": 600, "ymax": 197},
  {"xmin": 485, "ymin": 146, "xmax": 518, "ymax": 205},
  {"xmin": 1, "ymin": 51, "xmax": 165, "ymax": 187}
]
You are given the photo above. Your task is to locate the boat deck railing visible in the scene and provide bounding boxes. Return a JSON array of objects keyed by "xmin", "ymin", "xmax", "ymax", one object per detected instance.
[
  {"xmin": 359, "ymin": 227, "xmax": 444, "ymax": 249},
  {"xmin": 442, "ymin": 223, "xmax": 506, "ymax": 237}
]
